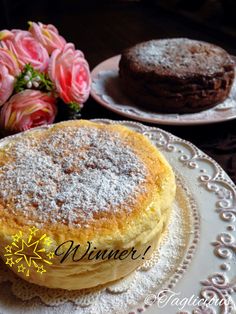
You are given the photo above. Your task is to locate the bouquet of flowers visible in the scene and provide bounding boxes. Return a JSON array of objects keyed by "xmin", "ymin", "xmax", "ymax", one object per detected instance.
[{"xmin": 0, "ymin": 22, "xmax": 91, "ymax": 133}]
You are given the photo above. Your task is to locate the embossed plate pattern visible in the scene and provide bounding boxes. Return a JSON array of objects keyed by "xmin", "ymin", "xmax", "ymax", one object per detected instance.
[{"xmin": 96, "ymin": 120, "xmax": 236, "ymax": 314}]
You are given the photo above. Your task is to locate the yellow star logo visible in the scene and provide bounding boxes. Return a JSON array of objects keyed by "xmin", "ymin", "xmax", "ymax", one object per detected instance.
[
  {"xmin": 6, "ymin": 257, "xmax": 14, "ymax": 267},
  {"xmin": 29, "ymin": 226, "xmax": 38, "ymax": 236},
  {"xmin": 18, "ymin": 264, "xmax": 26, "ymax": 273},
  {"xmin": 12, "ymin": 232, "xmax": 22, "ymax": 243},
  {"xmin": 5, "ymin": 245, "xmax": 12, "ymax": 253},
  {"xmin": 37, "ymin": 265, "xmax": 46, "ymax": 274},
  {"xmin": 14, "ymin": 239, "xmax": 42, "ymax": 267},
  {"xmin": 43, "ymin": 237, "xmax": 52, "ymax": 247},
  {"xmin": 5, "ymin": 226, "xmax": 54, "ymax": 277},
  {"xmin": 47, "ymin": 252, "xmax": 54, "ymax": 259}
]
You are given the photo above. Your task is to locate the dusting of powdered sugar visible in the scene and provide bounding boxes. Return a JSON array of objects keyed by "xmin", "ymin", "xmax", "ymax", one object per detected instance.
[
  {"xmin": 0, "ymin": 127, "xmax": 147, "ymax": 227},
  {"xmin": 131, "ymin": 38, "xmax": 232, "ymax": 75}
]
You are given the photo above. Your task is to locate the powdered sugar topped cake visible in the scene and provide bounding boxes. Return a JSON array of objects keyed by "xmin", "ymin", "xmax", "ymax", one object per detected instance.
[
  {"xmin": 119, "ymin": 38, "xmax": 235, "ymax": 113},
  {"xmin": 0, "ymin": 120, "xmax": 175, "ymax": 290},
  {"xmin": 0, "ymin": 126, "xmax": 146, "ymax": 226}
]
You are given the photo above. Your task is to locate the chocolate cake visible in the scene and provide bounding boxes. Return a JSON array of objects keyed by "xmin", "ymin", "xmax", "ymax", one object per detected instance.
[{"xmin": 119, "ymin": 38, "xmax": 235, "ymax": 113}]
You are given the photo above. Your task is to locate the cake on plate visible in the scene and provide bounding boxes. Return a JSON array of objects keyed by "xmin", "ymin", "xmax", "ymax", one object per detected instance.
[
  {"xmin": 119, "ymin": 38, "xmax": 235, "ymax": 113},
  {"xmin": 0, "ymin": 120, "xmax": 175, "ymax": 290}
]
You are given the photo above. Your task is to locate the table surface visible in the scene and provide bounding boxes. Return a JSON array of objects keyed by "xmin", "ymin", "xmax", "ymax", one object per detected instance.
[{"xmin": 2, "ymin": 1, "xmax": 236, "ymax": 183}]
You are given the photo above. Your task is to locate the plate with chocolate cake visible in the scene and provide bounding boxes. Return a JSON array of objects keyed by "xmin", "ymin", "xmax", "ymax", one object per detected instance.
[{"xmin": 91, "ymin": 38, "xmax": 236, "ymax": 125}]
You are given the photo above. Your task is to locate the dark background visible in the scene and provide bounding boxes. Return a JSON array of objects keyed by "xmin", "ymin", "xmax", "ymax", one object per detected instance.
[{"xmin": 0, "ymin": 0, "xmax": 236, "ymax": 183}]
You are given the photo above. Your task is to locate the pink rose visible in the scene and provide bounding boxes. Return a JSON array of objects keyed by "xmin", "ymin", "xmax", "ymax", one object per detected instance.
[
  {"xmin": 0, "ymin": 90, "xmax": 57, "ymax": 131},
  {"xmin": 49, "ymin": 43, "xmax": 91, "ymax": 105},
  {"xmin": 0, "ymin": 29, "xmax": 49, "ymax": 72},
  {"xmin": 29, "ymin": 21, "xmax": 66, "ymax": 55},
  {"xmin": 0, "ymin": 48, "xmax": 20, "ymax": 106}
]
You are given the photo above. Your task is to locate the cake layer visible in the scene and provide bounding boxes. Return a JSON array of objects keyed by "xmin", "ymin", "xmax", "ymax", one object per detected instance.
[
  {"xmin": 0, "ymin": 120, "xmax": 176, "ymax": 289},
  {"xmin": 119, "ymin": 38, "xmax": 235, "ymax": 113}
]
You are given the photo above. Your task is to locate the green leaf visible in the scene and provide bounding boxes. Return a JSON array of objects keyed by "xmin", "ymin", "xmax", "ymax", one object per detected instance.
[
  {"xmin": 14, "ymin": 64, "xmax": 55, "ymax": 93},
  {"xmin": 68, "ymin": 102, "xmax": 81, "ymax": 113}
]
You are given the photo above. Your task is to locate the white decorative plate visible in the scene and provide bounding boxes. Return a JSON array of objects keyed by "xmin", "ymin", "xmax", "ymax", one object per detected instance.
[
  {"xmin": 91, "ymin": 56, "xmax": 236, "ymax": 125},
  {"xmin": 0, "ymin": 119, "xmax": 235, "ymax": 314}
]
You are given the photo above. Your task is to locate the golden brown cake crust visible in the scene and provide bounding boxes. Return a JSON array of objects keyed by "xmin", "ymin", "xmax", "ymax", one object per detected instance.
[
  {"xmin": 119, "ymin": 38, "xmax": 235, "ymax": 113},
  {"xmin": 0, "ymin": 120, "xmax": 176, "ymax": 289}
]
